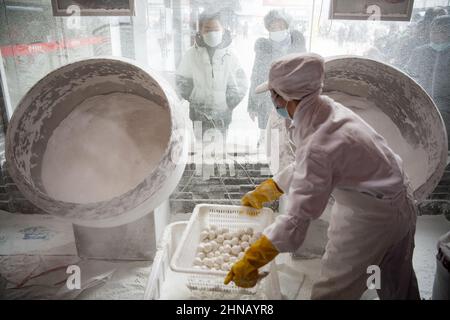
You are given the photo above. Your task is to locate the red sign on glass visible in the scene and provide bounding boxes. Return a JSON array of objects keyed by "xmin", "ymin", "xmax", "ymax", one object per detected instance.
[{"xmin": 0, "ymin": 36, "xmax": 106, "ymax": 57}]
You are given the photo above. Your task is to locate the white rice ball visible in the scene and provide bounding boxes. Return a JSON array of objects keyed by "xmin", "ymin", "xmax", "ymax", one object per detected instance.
[
  {"xmin": 200, "ymin": 231, "xmax": 209, "ymax": 241},
  {"xmin": 216, "ymin": 235, "xmax": 224, "ymax": 243},
  {"xmin": 208, "ymin": 230, "xmax": 216, "ymax": 240},
  {"xmin": 218, "ymin": 246, "xmax": 225, "ymax": 253},
  {"xmin": 231, "ymin": 245, "xmax": 242, "ymax": 256},
  {"xmin": 215, "ymin": 256, "xmax": 224, "ymax": 265},
  {"xmin": 231, "ymin": 231, "xmax": 240, "ymax": 239},
  {"xmin": 230, "ymin": 256, "xmax": 237, "ymax": 263},
  {"xmin": 193, "ymin": 257, "xmax": 203, "ymax": 266},
  {"xmin": 245, "ymin": 227, "xmax": 254, "ymax": 235},
  {"xmin": 203, "ymin": 242, "xmax": 212, "ymax": 253},
  {"xmin": 210, "ymin": 240, "xmax": 218, "ymax": 250},
  {"xmin": 204, "ymin": 258, "xmax": 213, "ymax": 267},
  {"xmin": 240, "ymin": 234, "xmax": 250, "ymax": 242},
  {"xmin": 224, "ymin": 233, "xmax": 232, "ymax": 240},
  {"xmin": 207, "ymin": 252, "xmax": 214, "ymax": 258},
  {"xmin": 223, "ymin": 244, "xmax": 232, "ymax": 254},
  {"xmin": 238, "ymin": 252, "xmax": 245, "ymax": 260},
  {"xmin": 222, "ymin": 253, "xmax": 230, "ymax": 262},
  {"xmin": 230, "ymin": 237, "xmax": 239, "ymax": 246},
  {"xmin": 240, "ymin": 241, "xmax": 249, "ymax": 250},
  {"xmin": 223, "ymin": 240, "xmax": 232, "ymax": 246},
  {"xmin": 197, "ymin": 252, "xmax": 206, "ymax": 259},
  {"xmin": 214, "ymin": 250, "xmax": 221, "ymax": 257}
]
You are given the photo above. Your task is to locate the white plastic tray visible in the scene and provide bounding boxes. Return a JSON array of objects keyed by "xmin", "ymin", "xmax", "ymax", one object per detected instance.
[
  {"xmin": 144, "ymin": 220, "xmax": 282, "ymax": 300},
  {"xmin": 170, "ymin": 204, "xmax": 277, "ymax": 295}
]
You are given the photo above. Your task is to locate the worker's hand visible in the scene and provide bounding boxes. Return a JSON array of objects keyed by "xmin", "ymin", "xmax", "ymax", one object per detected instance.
[
  {"xmin": 241, "ymin": 179, "xmax": 283, "ymax": 209},
  {"xmin": 224, "ymin": 235, "xmax": 279, "ymax": 288}
]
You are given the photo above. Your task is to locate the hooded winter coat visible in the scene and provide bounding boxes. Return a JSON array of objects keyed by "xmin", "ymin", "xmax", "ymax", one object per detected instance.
[
  {"xmin": 248, "ymin": 30, "xmax": 306, "ymax": 129},
  {"xmin": 176, "ymin": 30, "xmax": 248, "ymax": 132}
]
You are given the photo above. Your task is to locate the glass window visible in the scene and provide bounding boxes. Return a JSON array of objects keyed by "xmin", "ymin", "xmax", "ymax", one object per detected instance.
[{"xmin": 1, "ymin": 0, "xmax": 449, "ymax": 155}]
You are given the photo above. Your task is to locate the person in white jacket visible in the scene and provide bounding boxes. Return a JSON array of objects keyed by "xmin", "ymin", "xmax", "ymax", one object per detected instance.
[
  {"xmin": 224, "ymin": 53, "xmax": 420, "ymax": 300},
  {"xmin": 176, "ymin": 11, "xmax": 248, "ymax": 141}
]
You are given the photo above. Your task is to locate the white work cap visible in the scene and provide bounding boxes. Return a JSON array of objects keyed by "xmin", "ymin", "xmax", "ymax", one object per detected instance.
[{"xmin": 255, "ymin": 53, "xmax": 325, "ymax": 101}]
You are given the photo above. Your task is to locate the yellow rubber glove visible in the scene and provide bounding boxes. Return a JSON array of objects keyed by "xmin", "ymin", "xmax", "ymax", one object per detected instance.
[
  {"xmin": 241, "ymin": 178, "xmax": 283, "ymax": 210},
  {"xmin": 224, "ymin": 235, "xmax": 279, "ymax": 288}
]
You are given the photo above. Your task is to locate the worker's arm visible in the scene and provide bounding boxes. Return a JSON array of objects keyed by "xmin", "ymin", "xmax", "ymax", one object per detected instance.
[
  {"xmin": 175, "ymin": 50, "xmax": 194, "ymax": 102},
  {"xmin": 272, "ymin": 162, "xmax": 295, "ymax": 194},
  {"xmin": 176, "ymin": 76, "xmax": 194, "ymax": 102},
  {"xmin": 226, "ymin": 54, "xmax": 248, "ymax": 110},
  {"xmin": 240, "ymin": 160, "xmax": 295, "ymax": 209},
  {"xmin": 264, "ymin": 147, "xmax": 334, "ymax": 252}
]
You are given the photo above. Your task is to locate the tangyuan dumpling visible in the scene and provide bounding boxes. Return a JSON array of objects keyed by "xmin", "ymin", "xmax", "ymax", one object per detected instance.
[
  {"xmin": 203, "ymin": 242, "xmax": 212, "ymax": 253},
  {"xmin": 222, "ymin": 253, "xmax": 230, "ymax": 262},
  {"xmin": 197, "ymin": 252, "xmax": 206, "ymax": 259},
  {"xmin": 240, "ymin": 241, "xmax": 249, "ymax": 250},
  {"xmin": 231, "ymin": 245, "xmax": 242, "ymax": 256},
  {"xmin": 200, "ymin": 230, "xmax": 209, "ymax": 241},
  {"xmin": 223, "ymin": 244, "xmax": 232, "ymax": 254},
  {"xmin": 216, "ymin": 235, "xmax": 224, "ymax": 244},
  {"xmin": 240, "ymin": 234, "xmax": 250, "ymax": 242},
  {"xmin": 210, "ymin": 240, "xmax": 218, "ymax": 250},
  {"xmin": 193, "ymin": 257, "xmax": 203, "ymax": 266},
  {"xmin": 208, "ymin": 230, "xmax": 217, "ymax": 240},
  {"xmin": 224, "ymin": 232, "xmax": 232, "ymax": 240}
]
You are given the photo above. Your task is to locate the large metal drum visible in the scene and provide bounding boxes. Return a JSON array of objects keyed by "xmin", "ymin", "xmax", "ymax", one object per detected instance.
[{"xmin": 6, "ymin": 58, "xmax": 188, "ymax": 229}]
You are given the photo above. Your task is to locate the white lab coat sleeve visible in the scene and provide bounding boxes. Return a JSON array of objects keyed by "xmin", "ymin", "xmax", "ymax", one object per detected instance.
[
  {"xmin": 264, "ymin": 147, "xmax": 334, "ymax": 252},
  {"xmin": 272, "ymin": 162, "xmax": 295, "ymax": 194}
]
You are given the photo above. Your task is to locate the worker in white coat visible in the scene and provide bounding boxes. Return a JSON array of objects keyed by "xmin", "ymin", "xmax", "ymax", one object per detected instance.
[{"xmin": 224, "ymin": 53, "xmax": 420, "ymax": 300}]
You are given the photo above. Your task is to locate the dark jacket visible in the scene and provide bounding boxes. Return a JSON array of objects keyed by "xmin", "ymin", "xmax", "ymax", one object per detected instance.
[
  {"xmin": 406, "ymin": 44, "xmax": 450, "ymax": 110},
  {"xmin": 406, "ymin": 44, "xmax": 450, "ymax": 148},
  {"xmin": 248, "ymin": 30, "xmax": 306, "ymax": 129}
]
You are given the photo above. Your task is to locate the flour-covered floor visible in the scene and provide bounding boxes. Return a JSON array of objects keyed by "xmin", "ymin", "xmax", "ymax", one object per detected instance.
[{"xmin": 0, "ymin": 210, "xmax": 448, "ymax": 299}]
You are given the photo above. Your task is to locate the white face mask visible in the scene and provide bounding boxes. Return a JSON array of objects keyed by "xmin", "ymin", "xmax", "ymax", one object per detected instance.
[
  {"xmin": 270, "ymin": 29, "xmax": 289, "ymax": 42},
  {"xmin": 203, "ymin": 31, "xmax": 223, "ymax": 47}
]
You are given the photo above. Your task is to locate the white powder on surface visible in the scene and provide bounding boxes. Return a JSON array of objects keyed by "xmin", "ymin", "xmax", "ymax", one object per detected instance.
[
  {"xmin": 41, "ymin": 93, "xmax": 170, "ymax": 204},
  {"xmin": 326, "ymin": 91, "xmax": 429, "ymax": 191}
]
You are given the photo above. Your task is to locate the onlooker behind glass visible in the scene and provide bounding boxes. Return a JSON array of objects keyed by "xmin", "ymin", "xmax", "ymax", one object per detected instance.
[
  {"xmin": 406, "ymin": 15, "xmax": 450, "ymax": 149},
  {"xmin": 175, "ymin": 11, "xmax": 248, "ymax": 141},
  {"xmin": 247, "ymin": 9, "xmax": 306, "ymax": 147},
  {"xmin": 415, "ymin": 7, "xmax": 448, "ymax": 48},
  {"xmin": 394, "ymin": 7, "xmax": 447, "ymax": 68}
]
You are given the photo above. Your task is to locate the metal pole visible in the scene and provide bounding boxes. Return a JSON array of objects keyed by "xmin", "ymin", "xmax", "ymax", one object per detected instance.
[
  {"xmin": 173, "ymin": 0, "xmax": 183, "ymax": 67},
  {"xmin": 309, "ymin": 0, "xmax": 316, "ymax": 52}
]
